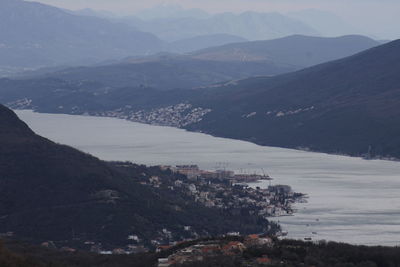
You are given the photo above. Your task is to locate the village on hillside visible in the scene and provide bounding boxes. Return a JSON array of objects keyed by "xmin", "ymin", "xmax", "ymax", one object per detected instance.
[{"xmin": 98, "ymin": 164, "xmax": 306, "ymax": 255}]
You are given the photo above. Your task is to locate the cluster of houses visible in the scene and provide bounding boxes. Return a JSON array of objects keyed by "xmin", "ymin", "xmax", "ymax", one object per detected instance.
[
  {"xmin": 157, "ymin": 234, "xmax": 273, "ymax": 267},
  {"xmin": 169, "ymin": 164, "xmax": 273, "ymax": 183},
  {"xmin": 152, "ymin": 165, "xmax": 301, "ymax": 218},
  {"xmin": 6, "ymin": 98, "xmax": 33, "ymax": 110},
  {"xmin": 89, "ymin": 103, "xmax": 211, "ymax": 127}
]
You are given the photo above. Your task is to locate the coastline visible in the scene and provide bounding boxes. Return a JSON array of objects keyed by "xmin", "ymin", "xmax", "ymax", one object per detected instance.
[
  {"xmin": 14, "ymin": 109, "xmax": 400, "ymax": 246},
  {"xmin": 11, "ymin": 108, "xmax": 400, "ymax": 163}
]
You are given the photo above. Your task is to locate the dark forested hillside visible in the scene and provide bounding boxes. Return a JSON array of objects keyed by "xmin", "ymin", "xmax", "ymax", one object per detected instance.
[
  {"xmin": 0, "ymin": 239, "xmax": 158, "ymax": 267},
  {"xmin": 187, "ymin": 39, "xmax": 400, "ymax": 158},
  {"xmin": 0, "ymin": 105, "xmax": 272, "ymax": 250}
]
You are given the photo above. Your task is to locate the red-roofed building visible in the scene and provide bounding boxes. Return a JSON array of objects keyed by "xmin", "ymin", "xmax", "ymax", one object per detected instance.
[
  {"xmin": 222, "ymin": 241, "xmax": 246, "ymax": 255},
  {"xmin": 156, "ymin": 245, "xmax": 172, "ymax": 253},
  {"xmin": 256, "ymin": 256, "xmax": 272, "ymax": 265}
]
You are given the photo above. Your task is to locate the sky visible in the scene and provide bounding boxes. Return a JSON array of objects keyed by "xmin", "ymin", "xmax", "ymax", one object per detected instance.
[{"xmin": 30, "ymin": 0, "xmax": 400, "ymax": 39}]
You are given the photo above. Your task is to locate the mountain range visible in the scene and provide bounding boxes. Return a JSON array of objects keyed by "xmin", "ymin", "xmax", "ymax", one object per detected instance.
[
  {"xmin": 131, "ymin": 5, "xmax": 361, "ymax": 38},
  {"xmin": 0, "ymin": 0, "xmax": 376, "ymax": 78},
  {"xmin": 4, "ymin": 35, "xmax": 378, "ymax": 93},
  {"xmin": 120, "ymin": 11, "xmax": 319, "ymax": 42},
  {"xmin": 0, "ymin": 0, "xmax": 163, "ymax": 71}
]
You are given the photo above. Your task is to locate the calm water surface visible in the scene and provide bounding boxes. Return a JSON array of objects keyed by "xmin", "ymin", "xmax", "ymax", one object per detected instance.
[{"xmin": 16, "ymin": 110, "xmax": 400, "ymax": 246}]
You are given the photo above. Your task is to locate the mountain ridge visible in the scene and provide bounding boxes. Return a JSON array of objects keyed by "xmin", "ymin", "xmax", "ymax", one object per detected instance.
[
  {"xmin": 191, "ymin": 35, "xmax": 380, "ymax": 67},
  {"xmin": 5, "ymin": 35, "xmax": 378, "ymax": 91},
  {"xmin": 0, "ymin": 0, "xmax": 163, "ymax": 70},
  {"xmin": 120, "ymin": 11, "xmax": 319, "ymax": 42}
]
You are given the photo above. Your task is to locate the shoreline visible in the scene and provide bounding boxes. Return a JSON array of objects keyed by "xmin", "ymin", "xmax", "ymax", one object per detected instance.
[{"xmin": 11, "ymin": 108, "xmax": 400, "ymax": 163}]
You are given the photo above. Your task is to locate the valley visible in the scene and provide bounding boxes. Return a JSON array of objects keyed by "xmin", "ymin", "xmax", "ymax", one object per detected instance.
[{"xmin": 0, "ymin": 0, "xmax": 399, "ymax": 265}]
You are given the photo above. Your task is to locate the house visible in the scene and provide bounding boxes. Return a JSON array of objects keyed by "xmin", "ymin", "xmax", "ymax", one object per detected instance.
[
  {"xmin": 156, "ymin": 245, "xmax": 172, "ymax": 253},
  {"xmin": 158, "ymin": 258, "xmax": 171, "ymax": 267},
  {"xmin": 127, "ymin": 235, "xmax": 139, "ymax": 241},
  {"xmin": 159, "ymin": 165, "xmax": 172, "ymax": 171},
  {"xmin": 60, "ymin": 247, "xmax": 76, "ymax": 253},
  {"xmin": 222, "ymin": 241, "xmax": 246, "ymax": 255},
  {"xmin": 150, "ymin": 176, "xmax": 160, "ymax": 184},
  {"xmin": 205, "ymin": 200, "xmax": 215, "ymax": 207},
  {"xmin": 112, "ymin": 248, "xmax": 126, "ymax": 255},
  {"xmin": 175, "ymin": 165, "xmax": 200, "ymax": 179},
  {"xmin": 256, "ymin": 256, "xmax": 272, "ymax": 265},
  {"xmin": 199, "ymin": 191, "xmax": 209, "ymax": 199},
  {"xmin": 188, "ymin": 184, "xmax": 197, "ymax": 194},
  {"xmin": 174, "ymin": 180, "xmax": 183, "ymax": 187},
  {"xmin": 226, "ymin": 232, "xmax": 240, "ymax": 236},
  {"xmin": 259, "ymin": 237, "xmax": 273, "ymax": 246},
  {"xmin": 245, "ymin": 234, "xmax": 273, "ymax": 247},
  {"xmin": 245, "ymin": 234, "xmax": 260, "ymax": 247}
]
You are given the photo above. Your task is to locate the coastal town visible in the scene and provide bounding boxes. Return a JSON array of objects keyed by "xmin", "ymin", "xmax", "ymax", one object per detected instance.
[
  {"xmin": 151, "ymin": 164, "xmax": 303, "ymax": 218},
  {"xmin": 88, "ymin": 103, "xmax": 211, "ymax": 128},
  {"xmin": 6, "ymin": 99, "xmax": 212, "ymax": 128},
  {"xmin": 85, "ymin": 164, "xmax": 306, "ymax": 255}
]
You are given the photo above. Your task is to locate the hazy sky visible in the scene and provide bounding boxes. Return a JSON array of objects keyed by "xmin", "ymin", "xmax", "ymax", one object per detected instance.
[{"xmin": 30, "ymin": 0, "xmax": 400, "ymax": 39}]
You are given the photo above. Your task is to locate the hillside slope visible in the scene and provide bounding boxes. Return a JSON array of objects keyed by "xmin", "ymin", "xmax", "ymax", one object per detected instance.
[
  {"xmin": 191, "ymin": 35, "xmax": 380, "ymax": 67},
  {"xmin": 24, "ymin": 57, "xmax": 290, "ymax": 90},
  {"xmin": 187, "ymin": 39, "xmax": 400, "ymax": 158},
  {"xmin": 168, "ymin": 34, "xmax": 247, "ymax": 53}
]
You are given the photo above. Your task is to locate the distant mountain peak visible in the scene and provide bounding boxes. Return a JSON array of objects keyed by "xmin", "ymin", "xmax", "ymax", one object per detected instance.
[{"xmin": 135, "ymin": 4, "xmax": 210, "ymax": 20}]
